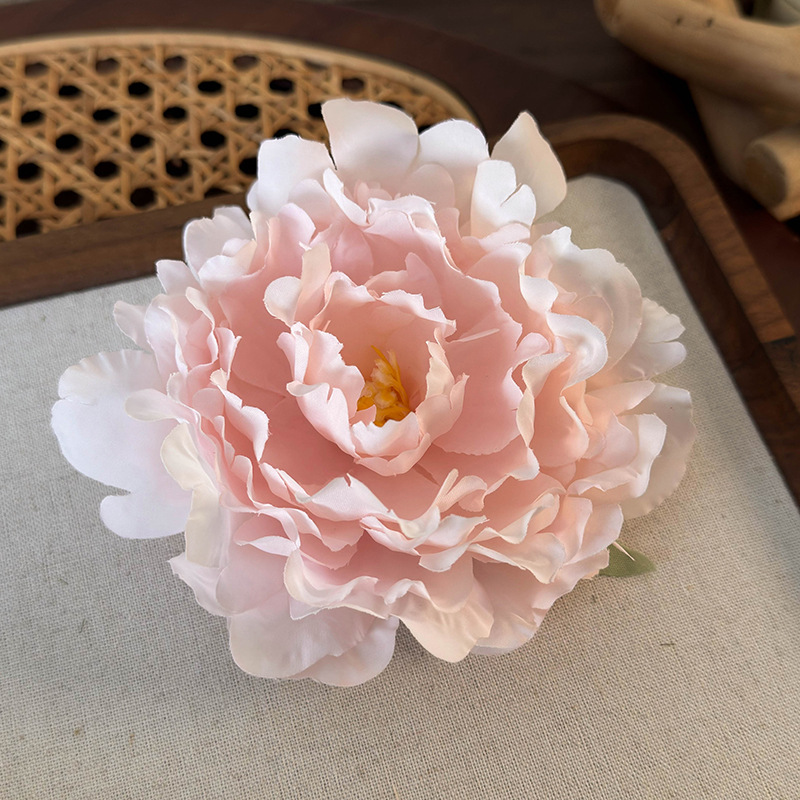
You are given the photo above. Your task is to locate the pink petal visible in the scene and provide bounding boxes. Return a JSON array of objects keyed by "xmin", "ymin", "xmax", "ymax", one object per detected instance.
[
  {"xmin": 600, "ymin": 298, "xmax": 687, "ymax": 385},
  {"xmin": 292, "ymin": 617, "xmax": 399, "ymax": 686},
  {"xmin": 281, "ymin": 325, "xmax": 362, "ymax": 453},
  {"xmin": 570, "ymin": 413, "xmax": 668, "ymax": 501},
  {"xmin": 435, "ymin": 329, "xmax": 522, "ymax": 456},
  {"xmin": 397, "ymin": 580, "xmax": 493, "ymax": 662},
  {"xmin": 470, "ymin": 563, "xmax": 543, "ymax": 654},
  {"xmin": 516, "ymin": 352, "xmax": 569, "ymax": 445},
  {"xmin": 216, "ymin": 536, "xmax": 294, "ymax": 614},
  {"xmin": 531, "ymin": 366, "xmax": 590, "ymax": 468},
  {"xmin": 474, "ymin": 474, "xmax": 562, "ymax": 541},
  {"xmin": 587, "ymin": 380, "xmax": 656, "ymax": 415},
  {"xmin": 220, "ymin": 274, "xmax": 293, "ymax": 396},
  {"xmin": 228, "ymin": 561, "xmax": 392, "ymax": 681},
  {"xmin": 258, "ymin": 396, "xmax": 354, "ymax": 493},
  {"xmin": 466, "ymin": 242, "xmax": 533, "ymax": 324},
  {"xmin": 546, "ymin": 310, "xmax": 608, "ymax": 387},
  {"xmin": 420, "ymin": 437, "xmax": 540, "ymax": 510},
  {"xmin": 474, "ymin": 537, "xmax": 563, "ymax": 582}
]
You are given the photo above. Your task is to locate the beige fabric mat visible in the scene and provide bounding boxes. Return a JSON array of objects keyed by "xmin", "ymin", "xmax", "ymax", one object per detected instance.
[{"xmin": 2, "ymin": 176, "xmax": 798, "ymax": 799}]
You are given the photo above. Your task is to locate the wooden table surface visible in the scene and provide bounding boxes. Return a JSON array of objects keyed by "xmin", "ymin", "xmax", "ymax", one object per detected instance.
[{"xmin": 1, "ymin": 0, "xmax": 798, "ymax": 497}]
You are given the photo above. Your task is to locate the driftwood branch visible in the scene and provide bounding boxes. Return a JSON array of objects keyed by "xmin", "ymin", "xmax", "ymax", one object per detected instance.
[{"xmin": 595, "ymin": 0, "xmax": 800, "ymax": 112}]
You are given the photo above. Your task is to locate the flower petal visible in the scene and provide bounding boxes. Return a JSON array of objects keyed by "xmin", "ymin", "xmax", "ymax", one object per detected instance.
[
  {"xmin": 620, "ymin": 384, "xmax": 695, "ymax": 518},
  {"xmin": 491, "ymin": 111, "xmax": 567, "ymax": 218},
  {"xmin": 247, "ymin": 136, "xmax": 333, "ymax": 217},
  {"xmin": 470, "ymin": 159, "xmax": 536, "ymax": 239},
  {"xmin": 52, "ymin": 350, "xmax": 190, "ymax": 538},
  {"xmin": 323, "ymin": 98, "xmax": 420, "ymax": 190},
  {"xmin": 292, "ymin": 616, "xmax": 399, "ymax": 686},
  {"xmin": 228, "ymin": 558, "xmax": 393, "ymax": 682},
  {"xmin": 184, "ymin": 206, "xmax": 252, "ymax": 275},
  {"xmin": 398, "ymin": 580, "xmax": 493, "ymax": 662},
  {"xmin": 417, "ymin": 119, "xmax": 489, "ymax": 213}
]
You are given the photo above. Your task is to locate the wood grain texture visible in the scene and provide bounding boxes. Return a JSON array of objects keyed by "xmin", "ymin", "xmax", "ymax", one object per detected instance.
[{"xmin": 0, "ymin": 194, "xmax": 241, "ymax": 306}]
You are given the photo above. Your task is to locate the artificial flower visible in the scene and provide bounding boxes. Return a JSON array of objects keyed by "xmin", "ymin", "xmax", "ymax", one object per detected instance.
[{"xmin": 53, "ymin": 100, "xmax": 694, "ymax": 685}]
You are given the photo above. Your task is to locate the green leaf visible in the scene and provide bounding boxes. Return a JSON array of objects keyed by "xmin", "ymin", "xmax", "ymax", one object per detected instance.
[{"xmin": 599, "ymin": 544, "xmax": 656, "ymax": 577}]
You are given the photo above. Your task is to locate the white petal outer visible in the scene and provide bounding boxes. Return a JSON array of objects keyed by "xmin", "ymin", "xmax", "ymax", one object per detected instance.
[
  {"xmin": 183, "ymin": 206, "xmax": 252, "ymax": 273},
  {"xmin": 620, "ymin": 384, "xmax": 695, "ymax": 518},
  {"xmin": 601, "ymin": 297, "xmax": 687, "ymax": 385},
  {"xmin": 169, "ymin": 552, "xmax": 226, "ymax": 616},
  {"xmin": 155, "ymin": 259, "xmax": 197, "ymax": 295},
  {"xmin": 247, "ymin": 135, "xmax": 333, "ymax": 217},
  {"xmin": 398, "ymin": 582, "xmax": 494, "ymax": 663},
  {"xmin": 160, "ymin": 424, "xmax": 226, "ymax": 567},
  {"xmin": 491, "ymin": 111, "xmax": 567, "ymax": 218},
  {"xmin": 228, "ymin": 566, "xmax": 397, "ymax": 682},
  {"xmin": 537, "ymin": 227, "xmax": 643, "ymax": 375},
  {"xmin": 322, "ymin": 98, "xmax": 420, "ymax": 189},
  {"xmin": 113, "ymin": 301, "xmax": 148, "ymax": 349},
  {"xmin": 292, "ymin": 617, "xmax": 399, "ymax": 686},
  {"xmin": 417, "ymin": 119, "xmax": 489, "ymax": 212},
  {"xmin": 52, "ymin": 350, "xmax": 191, "ymax": 539},
  {"xmin": 470, "ymin": 160, "xmax": 536, "ymax": 239}
]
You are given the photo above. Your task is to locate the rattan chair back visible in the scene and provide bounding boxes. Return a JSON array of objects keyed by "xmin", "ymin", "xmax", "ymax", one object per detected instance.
[{"xmin": 0, "ymin": 32, "xmax": 476, "ymax": 241}]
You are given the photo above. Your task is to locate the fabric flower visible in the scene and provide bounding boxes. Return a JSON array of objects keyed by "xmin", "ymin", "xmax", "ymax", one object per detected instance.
[{"xmin": 52, "ymin": 100, "xmax": 694, "ymax": 685}]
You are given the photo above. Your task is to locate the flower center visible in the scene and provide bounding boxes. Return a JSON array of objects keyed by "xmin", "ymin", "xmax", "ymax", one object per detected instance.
[{"xmin": 357, "ymin": 347, "xmax": 411, "ymax": 427}]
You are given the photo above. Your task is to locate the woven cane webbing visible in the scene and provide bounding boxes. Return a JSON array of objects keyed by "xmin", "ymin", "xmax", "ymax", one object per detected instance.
[{"xmin": 0, "ymin": 32, "xmax": 476, "ymax": 242}]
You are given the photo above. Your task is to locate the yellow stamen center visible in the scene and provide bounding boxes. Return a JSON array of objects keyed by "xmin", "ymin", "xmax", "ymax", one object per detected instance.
[{"xmin": 357, "ymin": 347, "xmax": 411, "ymax": 427}]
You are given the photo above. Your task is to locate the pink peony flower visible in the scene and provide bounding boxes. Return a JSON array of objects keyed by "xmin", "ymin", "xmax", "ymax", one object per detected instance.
[{"xmin": 52, "ymin": 100, "xmax": 694, "ymax": 685}]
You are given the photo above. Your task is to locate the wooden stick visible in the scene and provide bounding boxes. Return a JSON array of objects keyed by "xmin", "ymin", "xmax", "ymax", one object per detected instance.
[
  {"xmin": 676, "ymin": 0, "xmax": 800, "ymax": 218},
  {"xmin": 744, "ymin": 126, "xmax": 800, "ymax": 219},
  {"xmin": 691, "ymin": 0, "xmax": 756, "ymax": 185},
  {"xmin": 595, "ymin": 0, "xmax": 800, "ymax": 112},
  {"xmin": 692, "ymin": 93, "xmax": 786, "ymax": 185},
  {"xmin": 688, "ymin": 0, "xmax": 797, "ymax": 186}
]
